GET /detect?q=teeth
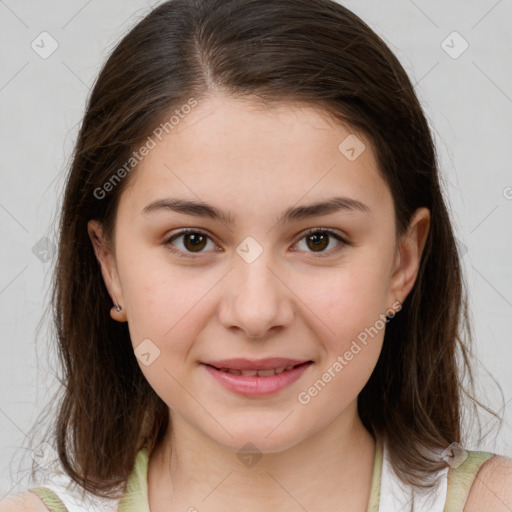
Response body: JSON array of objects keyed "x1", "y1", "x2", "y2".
[
  {"x1": 240, "y1": 369, "x2": 258, "y2": 377},
  {"x1": 217, "y1": 365, "x2": 298, "y2": 376},
  {"x1": 257, "y1": 368, "x2": 277, "y2": 377}
]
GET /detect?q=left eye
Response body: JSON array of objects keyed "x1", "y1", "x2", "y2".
[
  {"x1": 293, "y1": 228, "x2": 347, "y2": 255},
  {"x1": 164, "y1": 228, "x2": 347, "y2": 257}
]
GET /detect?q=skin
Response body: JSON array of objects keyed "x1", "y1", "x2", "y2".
[{"x1": 87, "y1": 92, "x2": 431, "y2": 512}]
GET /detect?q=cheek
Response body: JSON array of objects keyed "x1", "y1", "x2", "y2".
[
  {"x1": 119, "y1": 260, "x2": 215, "y2": 410},
  {"x1": 117, "y1": 241, "x2": 199, "y2": 323},
  {"x1": 305, "y1": 257, "x2": 392, "y2": 346},
  {"x1": 296, "y1": 317, "x2": 384, "y2": 424},
  {"x1": 297, "y1": 268, "x2": 387, "y2": 412}
]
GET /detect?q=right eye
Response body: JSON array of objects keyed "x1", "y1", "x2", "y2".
[{"x1": 164, "y1": 229, "x2": 219, "y2": 257}]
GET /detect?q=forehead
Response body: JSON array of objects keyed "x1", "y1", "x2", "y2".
[{"x1": 119, "y1": 93, "x2": 391, "y2": 221}]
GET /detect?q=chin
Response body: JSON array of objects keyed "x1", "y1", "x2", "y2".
[{"x1": 209, "y1": 423, "x2": 306, "y2": 455}]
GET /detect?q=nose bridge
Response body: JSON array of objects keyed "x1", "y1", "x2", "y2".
[
  {"x1": 235, "y1": 234, "x2": 278, "y2": 293},
  {"x1": 238, "y1": 252, "x2": 276, "y2": 299}
]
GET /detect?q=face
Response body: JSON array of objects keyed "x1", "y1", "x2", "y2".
[{"x1": 89, "y1": 92, "x2": 429, "y2": 454}]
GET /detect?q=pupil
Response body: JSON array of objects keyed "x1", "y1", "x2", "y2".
[
  {"x1": 308, "y1": 233, "x2": 328, "y2": 251},
  {"x1": 185, "y1": 233, "x2": 206, "y2": 252}
]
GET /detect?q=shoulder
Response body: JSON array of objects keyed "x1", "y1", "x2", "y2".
[
  {"x1": 463, "y1": 454, "x2": 512, "y2": 511},
  {"x1": 0, "y1": 491, "x2": 49, "y2": 512}
]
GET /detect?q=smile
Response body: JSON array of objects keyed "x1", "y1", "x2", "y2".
[
  {"x1": 215, "y1": 363, "x2": 302, "y2": 377},
  {"x1": 201, "y1": 361, "x2": 313, "y2": 397}
]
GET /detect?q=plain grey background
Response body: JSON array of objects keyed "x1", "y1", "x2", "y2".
[{"x1": 1, "y1": 0, "x2": 511, "y2": 497}]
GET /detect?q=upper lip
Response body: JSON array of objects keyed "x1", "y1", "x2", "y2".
[{"x1": 202, "y1": 358, "x2": 312, "y2": 371}]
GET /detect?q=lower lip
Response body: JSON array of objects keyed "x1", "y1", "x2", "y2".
[{"x1": 202, "y1": 362, "x2": 312, "y2": 397}]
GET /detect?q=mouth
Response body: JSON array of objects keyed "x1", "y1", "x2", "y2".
[
  {"x1": 200, "y1": 359, "x2": 314, "y2": 397},
  {"x1": 205, "y1": 361, "x2": 311, "y2": 377}
]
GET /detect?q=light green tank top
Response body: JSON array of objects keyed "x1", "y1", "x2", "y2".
[{"x1": 27, "y1": 437, "x2": 494, "y2": 512}]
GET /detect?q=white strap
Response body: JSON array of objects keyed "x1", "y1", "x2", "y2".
[
  {"x1": 39, "y1": 470, "x2": 120, "y2": 512},
  {"x1": 379, "y1": 441, "x2": 448, "y2": 512}
]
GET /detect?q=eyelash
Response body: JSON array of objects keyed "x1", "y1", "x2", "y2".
[{"x1": 164, "y1": 227, "x2": 349, "y2": 259}]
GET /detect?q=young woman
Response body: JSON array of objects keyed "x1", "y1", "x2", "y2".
[{"x1": 2, "y1": 0, "x2": 511, "y2": 511}]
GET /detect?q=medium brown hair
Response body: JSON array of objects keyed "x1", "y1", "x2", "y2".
[{"x1": 26, "y1": 0, "x2": 500, "y2": 499}]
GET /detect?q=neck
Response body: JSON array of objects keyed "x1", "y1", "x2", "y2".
[{"x1": 147, "y1": 401, "x2": 376, "y2": 512}]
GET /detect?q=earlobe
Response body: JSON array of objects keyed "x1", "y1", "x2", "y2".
[
  {"x1": 87, "y1": 220, "x2": 127, "y2": 322},
  {"x1": 389, "y1": 207, "x2": 431, "y2": 306}
]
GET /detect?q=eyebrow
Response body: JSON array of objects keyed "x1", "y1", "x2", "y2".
[{"x1": 141, "y1": 196, "x2": 370, "y2": 225}]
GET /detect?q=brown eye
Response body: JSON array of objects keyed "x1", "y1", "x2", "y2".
[
  {"x1": 182, "y1": 233, "x2": 207, "y2": 252},
  {"x1": 295, "y1": 228, "x2": 347, "y2": 255},
  {"x1": 306, "y1": 232, "x2": 329, "y2": 252},
  {"x1": 165, "y1": 229, "x2": 216, "y2": 257}
]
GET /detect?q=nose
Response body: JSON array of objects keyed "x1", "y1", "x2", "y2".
[{"x1": 218, "y1": 253, "x2": 294, "y2": 340}]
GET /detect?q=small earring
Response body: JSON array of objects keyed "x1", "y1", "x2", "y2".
[{"x1": 110, "y1": 302, "x2": 127, "y2": 323}]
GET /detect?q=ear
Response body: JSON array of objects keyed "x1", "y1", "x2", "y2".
[
  {"x1": 388, "y1": 207, "x2": 430, "y2": 307},
  {"x1": 87, "y1": 219, "x2": 127, "y2": 322}
]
